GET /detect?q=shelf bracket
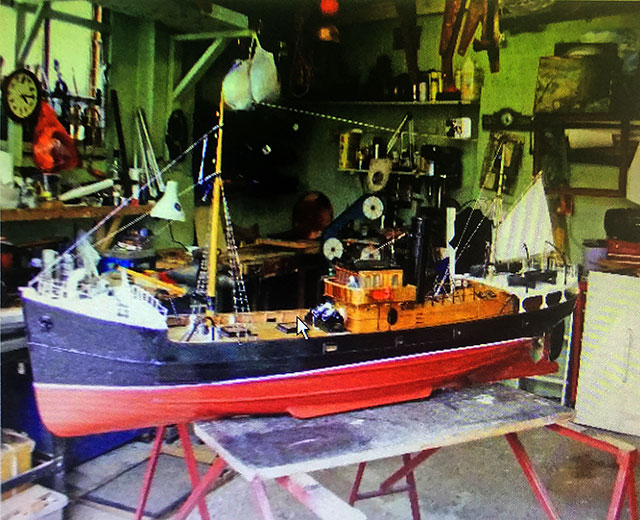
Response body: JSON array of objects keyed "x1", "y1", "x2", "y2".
[
  {"x1": 173, "y1": 29, "x2": 254, "y2": 42},
  {"x1": 205, "y1": 4, "x2": 249, "y2": 29},
  {"x1": 172, "y1": 38, "x2": 228, "y2": 100},
  {"x1": 17, "y1": 1, "x2": 48, "y2": 66}
]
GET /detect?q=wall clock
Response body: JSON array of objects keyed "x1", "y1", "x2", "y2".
[{"x1": 1, "y1": 68, "x2": 42, "y2": 122}]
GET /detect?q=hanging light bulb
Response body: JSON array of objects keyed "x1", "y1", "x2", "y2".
[{"x1": 320, "y1": 0, "x2": 339, "y2": 15}]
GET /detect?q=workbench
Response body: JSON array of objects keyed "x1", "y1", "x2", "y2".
[
  {"x1": 134, "y1": 382, "x2": 638, "y2": 520},
  {"x1": 217, "y1": 240, "x2": 325, "y2": 310}
]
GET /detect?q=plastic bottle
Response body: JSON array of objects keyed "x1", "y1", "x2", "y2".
[{"x1": 461, "y1": 56, "x2": 480, "y2": 102}]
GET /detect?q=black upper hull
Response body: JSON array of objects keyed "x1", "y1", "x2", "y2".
[{"x1": 22, "y1": 295, "x2": 576, "y2": 388}]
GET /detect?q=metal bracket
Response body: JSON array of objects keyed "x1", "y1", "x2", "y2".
[
  {"x1": 169, "y1": 29, "x2": 255, "y2": 101},
  {"x1": 14, "y1": 0, "x2": 109, "y2": 66}
]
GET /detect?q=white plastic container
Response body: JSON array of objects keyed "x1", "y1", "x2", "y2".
[
  {"x1": 460, "y1": 56, "x2": 482, "y2": 102},
  {"x1": 1, "y1": 484, "x2": 68, "y2": 520}
]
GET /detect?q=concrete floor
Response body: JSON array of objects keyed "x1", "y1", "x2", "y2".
[{"x1": 62, "y1": 425, "x2": 640, "y2": 520}]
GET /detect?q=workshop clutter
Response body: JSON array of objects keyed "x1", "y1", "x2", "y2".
[
  {"x1": 1, "y1": 484, "x2": 68, "y2": 520},
  {"x1": 1, "y1": 429, "x2": 35, "y2": 498},
  {"x1": 338, "y1": 123, "x2": 463, "y2": 191},
  {"x1": 32, "y1": 102, "x2": 81, "y2": 174}
]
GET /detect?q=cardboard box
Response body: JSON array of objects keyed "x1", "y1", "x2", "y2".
[
  {"x1": 1, "y1": 484, "x2": 68, "y2": 520},
  {"x1": 1, "y1": 429, "x2": 36, "y2": 498}
]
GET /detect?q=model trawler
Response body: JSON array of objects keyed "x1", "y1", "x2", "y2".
[{"x1": 20, "y1": 53, "x2": 577, "y2": 437}]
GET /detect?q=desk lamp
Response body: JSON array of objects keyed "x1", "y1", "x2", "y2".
[{"x1": 151, "y1": 180, "x2": 187, "y2": 249}]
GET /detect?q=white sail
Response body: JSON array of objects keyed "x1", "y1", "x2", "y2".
[{"x1": 494, "y1": 176, "x2": 554, "y2": 263}]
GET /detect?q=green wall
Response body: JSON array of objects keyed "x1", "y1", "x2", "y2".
[
  {"x1": 1, "y1": 5, "x2": 193, "y2": 250},
  {"x1": 479, "y1": 13, "x2": 640, "y2": 263},
  {"x1": 0, "y1": 2, "x2": 93, "y2": 92},
  {"x1": 227, "y1": 8, "x2": 640, "y2": 263},
  {"x1": 106, "y1": 12, "x2": 195, "y2": 250},
  {"x1": 3, "y1": 3, "x2": 639, "y2": 263}
]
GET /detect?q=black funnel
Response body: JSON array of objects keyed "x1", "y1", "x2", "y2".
[{"x1": 408, "y1": 216, "x2": 428, "y2": 303}]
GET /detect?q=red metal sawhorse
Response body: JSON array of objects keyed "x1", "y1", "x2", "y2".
[
  {"x1": 135, "y1": 423, "x2": 214, "y2": 520},
  {"x1": 135, "y1": 425, "x2": 362, "y2": 520},
  {"x1": 348, "y1": 423, "x2": 638, "y2": 520},
  {"x1": 135, "y1": 384, "x2": 638, "y2": 520}
]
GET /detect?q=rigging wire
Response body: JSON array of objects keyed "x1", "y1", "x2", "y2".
[
  {"x1": 220, "y1": 181, "x2": 251, "y2": 316},
  {"x1": 258, "y1": 101, "x2": 461, "y2": 143},
  {"x1": 353, "y1": 232, "x2": 407, "y2": 264}
]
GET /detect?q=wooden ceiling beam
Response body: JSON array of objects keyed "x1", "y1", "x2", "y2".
[
  {"x1": 205, "y1": 3, "x2": 249, "y2": 29},
  {"x1": 172, "y1": 38, "x2": 228, "y2": 100},
  {"x1": 16, "y1": 2, "x2": 47, "y2": 65},
  {"x1": 173, "y1": 29, "x2": 254, "y2": 42}
]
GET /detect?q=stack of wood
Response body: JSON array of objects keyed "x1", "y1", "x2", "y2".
[
  {"x1": 607, "y1": 239, "x2": 640, "y2": 267},
  {"x1": 600, "y1": 239, "x2": 640, "y2": 276}
]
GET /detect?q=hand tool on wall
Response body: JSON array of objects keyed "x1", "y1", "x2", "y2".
[
  {"x1": 457, "y1": 0, "x2": 485, "y2": 56},
  {"x1": 136, "y1": 107, "x2": 165, "y2": 196},
  {"x1": 110, "y1": 89, "x2": 132, "y2": 197},
  {"x1": 439, "y1": 0, "x2": 466, "y2": 92},
  {"x1": 439, "y1": 0, "x2": 502, "y2": 87},
  {"x1": 472, "y1": 0, "x2": 500, "y2": 73}
]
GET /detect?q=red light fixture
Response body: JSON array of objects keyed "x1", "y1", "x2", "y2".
[{"x1": 320, "y1": 0, "x2": 339, "y2": 15}]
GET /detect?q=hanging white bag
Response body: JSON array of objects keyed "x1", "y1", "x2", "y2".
[
  {"x1": 222, "y1": 58, "x2": 253, "y2": 111},
  {"x1": 222, "y1": 38, "x2": 280, "y2": 110},
  {"x1": 249, "y1": 40, "x2": 280, "y2": 104}
]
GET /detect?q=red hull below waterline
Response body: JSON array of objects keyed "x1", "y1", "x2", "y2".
[{"x1": 34, "y1": 338, "x2": 556, "y2": 437}]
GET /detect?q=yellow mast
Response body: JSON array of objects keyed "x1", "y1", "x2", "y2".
[{"x1": 206, "y1": 96, "x2": 225, "y2": 317}]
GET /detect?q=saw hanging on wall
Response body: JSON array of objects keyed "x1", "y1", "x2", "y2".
[{"x1": 439, "y1": 0, "x2": 501, "y2": 91}]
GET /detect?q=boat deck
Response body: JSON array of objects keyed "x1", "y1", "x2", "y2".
[{"x1": 167, "y1": 309, "x2": 333, "y2": 342}]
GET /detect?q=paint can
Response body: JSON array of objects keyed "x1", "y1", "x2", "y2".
[
  {"x1": 338, "y1": 129, "x2": 363, "y2": 169},
  {"x1": 428, "y1": 71, "x2": 442, "y2": 101}
]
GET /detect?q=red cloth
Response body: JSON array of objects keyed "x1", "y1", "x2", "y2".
[{"x1": 32, "y1": 102, "x2": 81, "y2": 173}]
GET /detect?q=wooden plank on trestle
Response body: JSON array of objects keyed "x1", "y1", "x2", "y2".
[{"x1": 194, "y1": 383, "x2": 575, "y2": 481}]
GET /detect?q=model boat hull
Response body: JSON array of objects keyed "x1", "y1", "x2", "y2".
[
  {"x1": 21, "y1": 294, "x2": 574, "y2": 437},
  {"x1": 33, "y1": 339, "x2": 555, "y2": 437}
]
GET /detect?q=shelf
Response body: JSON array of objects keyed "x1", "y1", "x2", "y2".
[
  {"x1": 314, "y1": 100, "x2": 478, "y2": 106},
  {"x1": 534, "y1": 114, "x2": 640, "y2": 127},
  {"x1": 339, "y1": 168, "x2": 456, "y2": 179},
  {"x1": 1, "y1": 204, "x2": 153, "y2": 222},
  {"x1": 22, "y1": 142, "x2": 107, "y2": 159},
  {"x1": 0, "y1": 451, "x2": 64, "y2": 493},
  {"x1": 534, "y1": 114, "x2": 637, "y2": 198},
  {"x1": 293, "y1": 100, "x2": 479, "y2": 108}
]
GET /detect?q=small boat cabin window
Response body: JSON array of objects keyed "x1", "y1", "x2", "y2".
[
  {"x1": 373, "y1": 274, "x2": 381, "y2": 287},
  {"x1": 391, "y1": 274, "x2": 399, "y2": 287}
]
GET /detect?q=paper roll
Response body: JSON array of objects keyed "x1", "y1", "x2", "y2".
[
  {"x1": 566, "y1": 128, "x2": 613, "y2": 149},
  {"x1": 0, "y1": 151, "x2": 14, "y2": 184}
]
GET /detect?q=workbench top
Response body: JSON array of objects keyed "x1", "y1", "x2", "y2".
[{"x1": 195, "y1": 383, "x2": 575, "y2": 481}]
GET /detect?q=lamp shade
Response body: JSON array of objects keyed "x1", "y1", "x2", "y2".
[{"x1": 150, "y1": 180, "x2": 185, "y2": 221}]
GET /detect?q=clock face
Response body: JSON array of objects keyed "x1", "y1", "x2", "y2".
[{"x1": 1, "y1": 68, "x2": 41, "y2": 122}]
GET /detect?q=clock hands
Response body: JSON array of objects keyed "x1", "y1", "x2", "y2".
[{"x1": 21, "y1": 93, "x2": 36, "y2": 102}]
